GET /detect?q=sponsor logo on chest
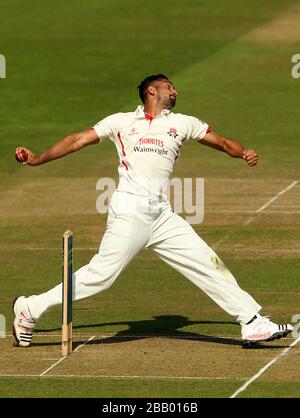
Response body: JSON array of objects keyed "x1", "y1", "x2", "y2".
[{"x1": 167, "y1": 127, "x2": 179, "y2": 139}]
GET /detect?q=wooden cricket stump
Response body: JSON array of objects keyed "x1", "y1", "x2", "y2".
[{"x1": 62, "y1": 230, "x2": 73, "y2": 356}]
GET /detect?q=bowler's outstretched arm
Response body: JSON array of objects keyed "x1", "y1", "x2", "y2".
[
  {"x1": 199, "y1": 131, "x2": 258, "y2": 167},
  {"x1": 15, "y1": 128, "x2": 99, "y2": 166}
]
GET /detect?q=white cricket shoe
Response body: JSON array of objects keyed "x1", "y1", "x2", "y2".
[
  {"x1": 242, "y1": 315, "x2": 293, "y2": 347},
  {"x1": 13, "y1": 296, "x2": 35, "y2": 347}
]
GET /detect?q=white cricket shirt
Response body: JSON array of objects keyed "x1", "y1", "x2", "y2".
[{"x1": 93, "y1": 105, "x2": 210, "y2": 202}]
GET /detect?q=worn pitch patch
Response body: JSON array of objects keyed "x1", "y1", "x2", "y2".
[{"x1": 242, "y1": 4, "x2": 300, "y2": 43}]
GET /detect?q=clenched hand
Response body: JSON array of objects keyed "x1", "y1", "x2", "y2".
[{"x1": 242, "y1": 149, "x2": 258, "y2": 167}]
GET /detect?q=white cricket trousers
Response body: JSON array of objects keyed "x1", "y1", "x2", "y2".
[{"x1": 27, "y1": 191, "x2": 261, "y2": 325}]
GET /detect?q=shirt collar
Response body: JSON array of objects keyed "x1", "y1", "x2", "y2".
[{"x1": 135, "y1": 105, "x2": 171, "y2": 119}]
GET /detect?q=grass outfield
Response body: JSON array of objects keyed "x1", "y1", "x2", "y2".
[{"x1": 0, "y1": 0, "x2": 300, "y2": 398}]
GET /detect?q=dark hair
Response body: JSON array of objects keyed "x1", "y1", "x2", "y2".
[{"x1": 137, "y1": 73, "x2": 169, "y2": 104}]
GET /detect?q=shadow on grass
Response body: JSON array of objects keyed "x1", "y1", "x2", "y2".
[
  {"x1": 37, "y1": 315, "x2": 238, "y2": 333},
  {"x1": 34, "y1": 315, "x2": 287, "y2": 349}
]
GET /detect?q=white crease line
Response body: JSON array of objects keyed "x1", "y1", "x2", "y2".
[
  {"x1": 214, "y1": 180, "x2": 299, "y2": 245},
  {"x1": 41, "y1": 374, "x2": 246, "y2": 381},
  {"x1": 73, "y1": 335, "x2": 95, "y2": 352},
  {"x1": 0, "y1": 373, "x2": 246, "y2": 381},
  {"x1": 230, "y1": 335, "x2": 300, "y2": 398},
  {"x1": 39, "y1": 357, "x2": 66, "y2": 376},
  {"x1": 39, "y1": 335, "x2": 95, "y2": 376},
  {"x1": 244, "y1": 180, "x2": 298, "y2": 226},
  {"x1": 256, "y1": 181, "x2": 298, "y2": 214}
]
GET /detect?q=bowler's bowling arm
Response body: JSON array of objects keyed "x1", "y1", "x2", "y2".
[
  {"x1": 199, "y1": 131, "x2": 258, "y2": 167},
  {"x1": 17, "y1": 128, "x2": 99, "y2": 166}
]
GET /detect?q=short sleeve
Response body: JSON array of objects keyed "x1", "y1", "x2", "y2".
[
  {"x1": 92, "y1": 114, "x2": 117, "y2": 142},
  {"x1": 187, "y1": 116, "x2": 211, "y2": 141}
]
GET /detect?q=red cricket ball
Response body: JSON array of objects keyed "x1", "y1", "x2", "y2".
[{"x1": 15, "y1": 149, "x2": 28, "y2": 163}]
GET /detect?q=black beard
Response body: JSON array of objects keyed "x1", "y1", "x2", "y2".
[
  {"x1": 164, "y1": 97, "x2": 176, "y2": 109},
  {"x1": 159, "y1": 95, "x2": 176, "y2": 110},
  {"x1": 170, "y1": 97, "x2": 176, "y2": 108}
]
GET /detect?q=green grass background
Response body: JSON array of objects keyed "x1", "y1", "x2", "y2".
[{"x1": 0, "y1": 0, "x2": 300, "y2": 398}]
